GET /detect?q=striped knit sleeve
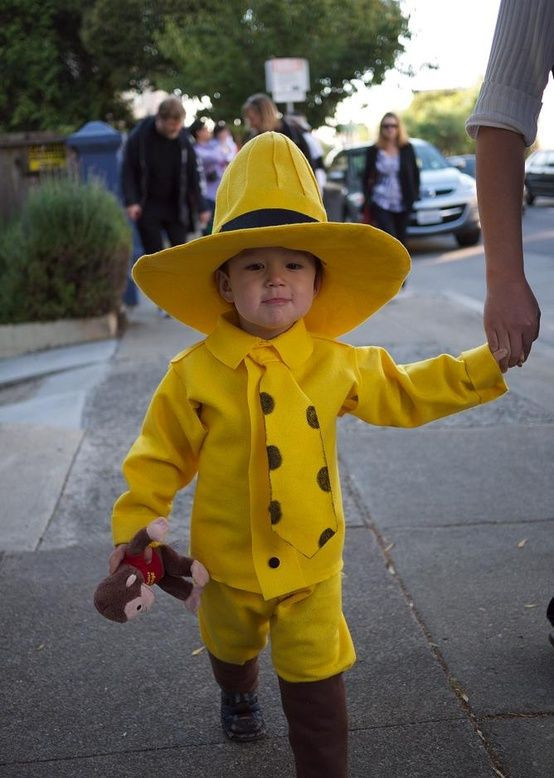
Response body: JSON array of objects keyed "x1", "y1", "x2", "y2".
[{"x1": 466, "y1": 0, "x2": 554, "y2": 146}]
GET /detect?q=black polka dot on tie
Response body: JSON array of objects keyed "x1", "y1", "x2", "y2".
[
  {"x1": 267, "y1": 445, "x2": 282, "y2": 469},
  {"x1": 260, "y1": 392, "x2": 275, "y2": 414},
  {"x1": 319, "y1": 528, "x2": 335, "y2": 547},
  {"x1": 317, "y1": 466, "x2": 331, "y2": 492},
  {"x1": 269, "y1": 500, "x2": 282, "y2": 524},
  {"x1": 306, "y1": 405, "x2": 320, "y2": 429}
]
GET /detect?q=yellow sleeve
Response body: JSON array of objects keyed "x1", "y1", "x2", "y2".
[
  {"x1": 111, "y1": 365, "x2": 206, "y2": 545},
  {"x1": 347, "y1": 343, "x2": 507, "y2": 428}
]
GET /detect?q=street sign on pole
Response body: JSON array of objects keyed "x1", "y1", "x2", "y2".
[{"x1": 265, "y1": 58, "x2": 310, "y2": 105}]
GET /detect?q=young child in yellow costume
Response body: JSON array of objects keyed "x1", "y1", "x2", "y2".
[{"x1": 110, "y1": 132, "x2": 510, "y2": 777}]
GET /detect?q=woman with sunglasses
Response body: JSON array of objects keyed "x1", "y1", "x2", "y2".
[{"x1": 362, "y1": 112, "x2": 420, "y2": 248}]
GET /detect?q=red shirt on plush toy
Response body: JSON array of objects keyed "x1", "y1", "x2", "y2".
[{"x1": 94, "y1": 517, "x2": 209, "y2": 623}]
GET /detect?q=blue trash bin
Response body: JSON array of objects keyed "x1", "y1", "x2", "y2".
[{"x1": 67, "y1": 121, "x2": 139, "y2": 305}]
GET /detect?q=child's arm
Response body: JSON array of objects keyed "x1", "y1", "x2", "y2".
[
  {"x1": 346, "y1": 343, "x2": 508, "y2": 428},
  {"x1": 111, "y1": 366, "x2": 207, "y2": 547}
]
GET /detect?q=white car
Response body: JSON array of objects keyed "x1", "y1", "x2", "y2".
[{"x1": 323, "y1": 138, "x2": 481, "y2": 247}]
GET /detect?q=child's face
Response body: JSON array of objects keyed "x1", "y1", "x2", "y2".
[{"x1": 217, "y1": 247, "x2": 321, "y2": 339}]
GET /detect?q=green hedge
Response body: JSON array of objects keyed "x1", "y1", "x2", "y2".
[{"x1": 0, "y1": 177, "x2": 132, "y2": 324}]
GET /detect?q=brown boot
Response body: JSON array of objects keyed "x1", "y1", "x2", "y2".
[
  {"x1": 278, "y1": 673, "x2": 348, "y2": 777},
  {"x1": 209, "y1": 653, "x2": 266, "y2": 742}
]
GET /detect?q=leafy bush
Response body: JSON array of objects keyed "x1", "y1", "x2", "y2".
[{"x1": 0, "y1": 177, "x2": 131, "y2": 323}]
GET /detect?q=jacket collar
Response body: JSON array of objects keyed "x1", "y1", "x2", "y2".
[{"x1": 206, "y1": 311, "x2": 314, "y2": 370}]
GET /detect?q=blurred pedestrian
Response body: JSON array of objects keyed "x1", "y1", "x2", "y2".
[
  {"x1": 242, "y1": 93, "x2": 314, "y2": 167},
  {"x1": 189, "y1": 118, "x2": 237, "y2": 234},
  {"x1": 287, "y1": 113, "x2": 327, "y2": 191},
  {"x1": 362, "y1": 112, "x2": 420, "y2": 248},
  {"x1": 466, "y1": 0, "x2": 550, "y2": 372},
  {"x1": 121, "y1": 97, "x2": 211, "y2": 265},
  {"x1": 466, "y1": 0, "x2": 553, "y2": 647}
]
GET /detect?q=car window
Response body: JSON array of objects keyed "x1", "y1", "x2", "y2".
[
  {"x1": 328, "y1": 152, "x2": 348, "y2": 177},
  {"x1": 350, "y1": 150, "x2": 367, "y2": 182},
  {"x1": 415, "y1": 143, "x2": 450, "y2": 171},
  {"x1": 530, "y1": 151, "x2": 546, "y2": 167}
]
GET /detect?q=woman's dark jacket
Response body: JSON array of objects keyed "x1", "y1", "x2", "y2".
[
  {"x1": 121, "y1": 116, "x2": 207, "y2": 230},
  {"x1": 362, "y1": 143, "x2": 420, "y2": 211},
  {"x1": 243, "y1": 118, "x2": 314, "y2": 168}
]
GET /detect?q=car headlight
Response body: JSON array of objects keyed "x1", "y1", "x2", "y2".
[{"x1": 457, "y1": 175, "x2": 476, "y2": 194}]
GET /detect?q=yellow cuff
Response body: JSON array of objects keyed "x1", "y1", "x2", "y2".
[{"x1": 461, "y1": 344, "x2": 508, "y2": 402}]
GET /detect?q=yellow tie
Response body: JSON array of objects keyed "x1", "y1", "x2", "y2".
[{"x1": 247, "y1": 345, "x2": 338, "y2": 558}]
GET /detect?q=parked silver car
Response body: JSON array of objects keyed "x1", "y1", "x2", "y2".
[
  {"x1": 524, "y1": 148, "x2": 554, "y2": 204},
  {"x1": 323, "y1": 138, "x2": 481, "y2": 247}
]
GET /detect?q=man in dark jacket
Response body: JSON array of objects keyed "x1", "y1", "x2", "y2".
[{"x1": 121, "y1": 97, "x2": 210, "y2": 258}]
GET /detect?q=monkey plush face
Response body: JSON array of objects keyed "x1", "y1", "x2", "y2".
[{"x1": 94, "y1": 565, "x2": 156, "y2": 623}]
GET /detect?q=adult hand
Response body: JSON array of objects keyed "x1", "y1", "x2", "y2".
[
  {"x1": 199, "y1": 210, "x2": 211, "y2": 227},
  {"x1": 484, "y1": 276, "x2": 540, "y2": 372},
  {"x1": 126, "y1": 204, "x2": 142, "y2": 222},
  {"x1": 108, "y1": 543, "x2": 152, "y2": 575}
]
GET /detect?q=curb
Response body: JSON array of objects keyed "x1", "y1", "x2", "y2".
[{"x1": 0, "y1": 312, "x2": 118, "y2": 358}]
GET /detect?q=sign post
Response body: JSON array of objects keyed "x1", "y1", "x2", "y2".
[{"x1": 265, "y1": 58, "x2": 310, "y2": 113}]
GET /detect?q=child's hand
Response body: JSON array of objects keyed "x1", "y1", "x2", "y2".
[
  {"x1": 491, "y1": 346, "x2": 524, "y2": 373},
  {"x1": 184, "y1": 561, "x2": 210, "y2": 615},
  {"x1": 108, "y1": 543, "x2": 153, "y2": 575}
]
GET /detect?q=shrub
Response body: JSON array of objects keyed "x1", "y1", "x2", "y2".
[{"x1": 0, "y1": 177, "x2": 132, "y2": 324}]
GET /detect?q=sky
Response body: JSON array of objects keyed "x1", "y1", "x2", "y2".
[{"x1": 329, "y1": 0, "x2": 554, "y2": 147}]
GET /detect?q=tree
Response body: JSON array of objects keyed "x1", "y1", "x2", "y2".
[
  {"x1": 0, "y1": 0, "x2": 407, "y2": 133},
  {"x1": 0, "y1": 0, "x2": 130, "y2": 131},
  {"x1": 403, "y1": 87, "x2": 480, "y2": 156},
  {"x1": 0, "y1": 0, "x2": 191, "y2": 132},
  {"x1": 158, "y1": 0, "x2": 409, "y2": 128}
]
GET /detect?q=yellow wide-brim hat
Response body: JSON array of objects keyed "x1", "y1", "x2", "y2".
[{"x1": 133, "y1": 132, "x2": 410, "y2": 337}]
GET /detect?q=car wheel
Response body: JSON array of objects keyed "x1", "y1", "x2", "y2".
[
  {"x1": 525, "y1": 189, "x2": 535, "y2": 205},
  {"x1": 455, "y1": 228, "x2": 481, "y2": 247}
]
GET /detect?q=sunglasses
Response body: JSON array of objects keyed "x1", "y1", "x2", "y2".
[{"x1": 382, "y1": 123, "x2": 398, "y2": 129}]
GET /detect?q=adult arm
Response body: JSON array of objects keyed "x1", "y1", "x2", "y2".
[
  {"x1": 466, "y1": 0, "x2": 553, "y2": 368},
  {"x1": 186, "y1": 141, "x2": 211, "y2": 225},
  {"x1": 476, "y1": 127, "x2": 540, "y2": 371},
  {"x1": 409, "y1": 143, "x2": 420, "y2": 199},
  {"x1": 121, "y1": 130, "x2": 142, "y2": 210},
  {"x1": 362, "y1": 146, "x2": 375, "y2": 204}
]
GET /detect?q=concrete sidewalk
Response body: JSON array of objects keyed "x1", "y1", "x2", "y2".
[{"x1": 1, "y1": 293, "x2": 553, "y2": 777}]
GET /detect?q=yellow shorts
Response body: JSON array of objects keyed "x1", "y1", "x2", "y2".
[{"x1": 198, "y1": 572, "x2": 356, "y2": 683}]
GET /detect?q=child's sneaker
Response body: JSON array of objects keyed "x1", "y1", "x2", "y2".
[{"x1": 220, "y1": 690, "x2": 266, "y2": 741}]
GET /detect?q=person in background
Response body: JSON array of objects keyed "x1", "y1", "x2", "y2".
[
  {"x1": 242, "y1": 93, "x2": 314, "y2": 168},
  {"x1": 189, "y1": 118, "x2": 237, "y2": 235},
  {"x1": 466, "y1": 0, "x2": 553, "y2": 647},
  {"x1": 287, "y1": 113, "x2": 327, "y2": 192},
  {"x1": 362, "y1": 112, "x2": 420, "y2": 248},
  {"x1": 121, "y1": 97, "x2": 211, "y2": 263}
]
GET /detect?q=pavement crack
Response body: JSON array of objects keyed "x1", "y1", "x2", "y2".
[
  {"x1": 34, "y1": 428, "x2": 86, "y2": 552},
  {"x1": 481, "y1": 711, "x2": 554, "y2": 720},
  {"x1": 341, "y1": 466, "x2": 511, "y2": 778}
]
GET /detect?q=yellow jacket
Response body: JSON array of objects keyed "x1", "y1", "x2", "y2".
[{"x1": 112, "y1": 313, "x2": 507, "y2": 600}]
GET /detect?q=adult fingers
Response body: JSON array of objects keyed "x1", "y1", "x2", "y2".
[{"x1": 486, "y1": 328, "x2": 508, "y2": 373}]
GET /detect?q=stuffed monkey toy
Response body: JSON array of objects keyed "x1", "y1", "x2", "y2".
[{"x1": 94, "y1": 518, "x2": 209, "y2": 623}]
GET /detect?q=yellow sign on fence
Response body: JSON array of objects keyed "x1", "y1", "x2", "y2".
[{"x1": 27, "y1": 144, "x2": 67, "y2": 173}]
